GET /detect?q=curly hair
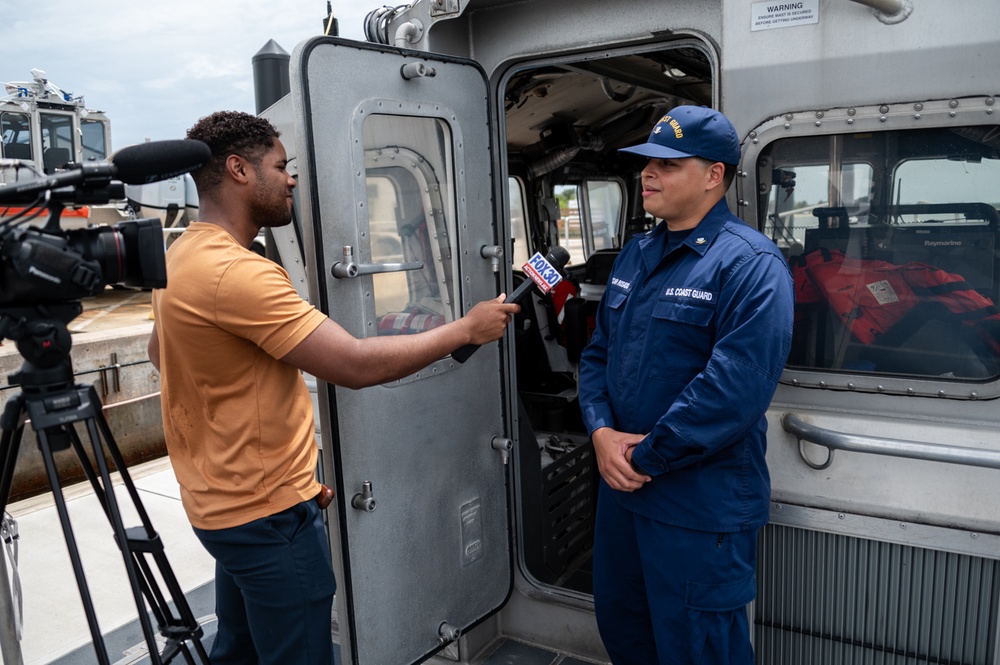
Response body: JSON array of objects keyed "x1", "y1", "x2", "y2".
[{"x1": 186, "y1": 111, "x2": 280, "y2": 193}]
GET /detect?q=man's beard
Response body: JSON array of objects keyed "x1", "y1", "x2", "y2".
[{"x1": 251, "y1": 182, "x2": 292, "y2": 228}]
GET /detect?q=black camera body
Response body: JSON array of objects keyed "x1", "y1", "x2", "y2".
[{"x1": 0, "y1": 218, "x2": 167, "y2": 307}]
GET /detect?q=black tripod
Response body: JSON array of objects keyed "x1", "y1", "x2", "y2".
[{"x1": 0, "y1": 304, "x2": 208, "y2": 664}]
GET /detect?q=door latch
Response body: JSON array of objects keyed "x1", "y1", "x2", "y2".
[
  {"x1": 491, "y1": 436, "x2": 512, "y2": 465},
  {"x1": 438, "y1": 621, "x2": 461, "y2": 644},
  {"x1": 351, "y1": 480, "x2": 377, "y2": 512},
  {"x1": 480, "y1": 245, "x2": 503, "y2": 273}
]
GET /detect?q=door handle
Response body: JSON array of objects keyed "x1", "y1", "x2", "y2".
[
  {"x1": 781, "y1": 412, "x2": 1000, "y2": 471},
  {"x1": 331, "y1": 245, "x2": 423, "y2": 279}
]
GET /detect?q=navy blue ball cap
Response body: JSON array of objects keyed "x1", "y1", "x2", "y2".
[{"x1": 619, "y1": 105, "x2": 741, "y2": 166}]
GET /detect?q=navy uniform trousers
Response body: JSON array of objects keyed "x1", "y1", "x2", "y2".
[
  {"x1": 193, "y1": 499, "x2": 337, "y2": 665},
  {"x1": 593, "y1": 486, "x2": 758, "y2": 665}
]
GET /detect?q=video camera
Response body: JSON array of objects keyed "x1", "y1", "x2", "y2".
[
  {"x1": 0, "y1": 218, "x2": 167, "y2": 307},
  {"x1": 0, "y1": 139, "x2": 210, "y2": 307}
]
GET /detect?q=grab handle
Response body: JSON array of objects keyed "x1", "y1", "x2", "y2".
[
  {"x1": 331, "y1": 245, "x2": 423, "y2": 279},
  {"x1": 781, "y1": 412, "x2": 1000, "y2": 471}
]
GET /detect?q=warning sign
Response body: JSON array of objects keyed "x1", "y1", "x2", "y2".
[{"x1": 751, "y1": 0, "x2": 819, "y2": 31}]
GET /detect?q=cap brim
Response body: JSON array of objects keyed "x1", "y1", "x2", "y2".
[{"x1": 618, "y1": 143, "x2": 697, "y2": 160}]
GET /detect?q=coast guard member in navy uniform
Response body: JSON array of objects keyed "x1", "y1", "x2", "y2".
[{"x1": 579, "y1": 106, "x2": 794, "y2": 664}]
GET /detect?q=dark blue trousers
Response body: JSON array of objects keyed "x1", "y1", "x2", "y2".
[
  {"x1": 592, "y1": 485, "x2": 757, "y2": 665},
  {"x1": 193, "y1": 499, "x2": 336, "y2": 665}
]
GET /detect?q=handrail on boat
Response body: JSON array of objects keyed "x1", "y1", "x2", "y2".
[
  {"x1": 846, "y1": 0, "x2": 904, "y2": 14},
  {"x1": 781, "y1": 412, "x2": 1000, "y2": 471}
]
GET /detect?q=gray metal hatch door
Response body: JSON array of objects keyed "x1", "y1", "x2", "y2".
[{"x1": 289, "y1": 37, "x2": 512, "y2": 665}]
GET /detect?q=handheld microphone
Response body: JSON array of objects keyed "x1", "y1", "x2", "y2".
[
  {"x1": 0, "y1": 139, "x2": 211, "y2": 204},
  {"x1": 452, "y1": 246, "x2": 571, "y2": 363}
]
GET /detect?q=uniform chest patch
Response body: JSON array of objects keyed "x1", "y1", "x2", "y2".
[
  {"x1": 611, "y1": 277, "x2": 632, "y2": 291},
  {"x1": 664, "y1": 286, "x2": 715, "y2": 302}
]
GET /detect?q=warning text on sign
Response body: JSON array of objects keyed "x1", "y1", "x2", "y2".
[{"x1": 751, "y1": 0, "x2": 819, "y2": 31}]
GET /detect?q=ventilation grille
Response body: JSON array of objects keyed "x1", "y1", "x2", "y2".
[
  {"x1": 756, "y1": 524, "x2": 1000, "y2": 665},
  {"x1": 542, "y1": 442, "x2": 595, "y2": 576}
]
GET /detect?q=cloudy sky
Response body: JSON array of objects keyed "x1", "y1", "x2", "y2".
[{"x1": 1, "y1": 0, "x2": 369, "y2": 150}]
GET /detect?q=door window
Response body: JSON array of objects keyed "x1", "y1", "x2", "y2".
[
  {"x1": 1, "y1": 112, "x2": 32, "y2": 160},
  {"x1": 363, "y1": 114, "x2": 460, "y2": 336},
  {"x1": 80, "y1": 118, "x2": 107, "y2": 161},
  {"x1": 39, "y1": 112, "x2": 74, "y2": 173},
  {"x1": 759, "y1": 128, "x2": 1000, "y2": 382}
]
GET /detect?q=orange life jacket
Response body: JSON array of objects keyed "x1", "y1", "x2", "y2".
[{"x1": 791, "y1": 248, "x2": 1000, "y2": 353}]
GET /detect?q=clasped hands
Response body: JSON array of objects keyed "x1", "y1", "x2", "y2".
[{"x1": 591, "y1": 426, "x2": 652, "y2": 492}]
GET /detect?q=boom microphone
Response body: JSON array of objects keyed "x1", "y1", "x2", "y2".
[
  {"x1": 452, "y1": 246, "x2": 571, "y2": 363},
  {"x1": 111, "y1": 139, "x2": 211, "y2": 185},
  {"x1": 0, "y1": 139, "x2": 211, "y2": 204}
]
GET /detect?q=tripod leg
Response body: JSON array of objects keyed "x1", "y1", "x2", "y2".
[
  {"x1": 70, "y1": 418, "x2": 169, "y2": 665},
  {"x1": 0, "y1": 404, "x2": 25, "y2": 665},
  {"x1": 36, "y1": 428, "x2": 112, "y2": 665},
  {"x1": 0, "y1": 396, "x2": 26, "y2": 515},
  {"x1": 78, "y1": 389, "x2": 209, "y2": 664},
  {"x1": 0, "y1": 529, "x2": 23, "y2": 665},
  {"x1": 64, "y1": 420, "x2": 177, "y2": 656},
  {"x1": 125, "y1": 529, "x2": 210, "y2": 664}
]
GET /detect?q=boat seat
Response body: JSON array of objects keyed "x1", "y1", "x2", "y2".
[
  {"x1": 578, "y1": 249, "x2": 619, "y2": 301},
  {"x1": 43, "y1": 147, "x2": 71, "y2": 174},
  {"x1": 514, "y1": 272, "x2": 575, "y2": 396},
  {"x1": 3, "y1": 142, "x2": 31, "y2": 160},
  {"x1": 583, "y1": 249, "x2": 618, "y2": 287}
]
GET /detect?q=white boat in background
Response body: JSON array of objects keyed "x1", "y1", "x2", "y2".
[
  {"x1": 1, "y1": 68, "x2": 201, "y2": 238},
  {"x1": 0, "y1": 69, "x2": 132, "y2": 230}
]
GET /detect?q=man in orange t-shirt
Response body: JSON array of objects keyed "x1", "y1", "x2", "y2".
[{"x1": 148, "y1": 111, "x2": 517, "y2": 665}]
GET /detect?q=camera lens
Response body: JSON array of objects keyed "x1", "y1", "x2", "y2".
[{"x1": 68, "y1": 226, "x2": 126, "y2": 284}]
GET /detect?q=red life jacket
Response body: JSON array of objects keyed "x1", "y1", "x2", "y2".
[{"x1": 792, "y1": 248, "x2": 1000, "y2": 353}]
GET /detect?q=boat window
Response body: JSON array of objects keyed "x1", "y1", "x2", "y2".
[
  {"x1": 80, "y1": 119, "x2": 107, "y2": 161},
  {"x1": 1, "y1": 112, "x2": 32, "y2": 161},
  {"x1": 554, "y1": 184, "x2": 585, "y2": 266},
  {"x1": 553, "y1": 179, "x2": 624, "y2": 266},
  {"x1": 510, "y1": 176, "x2": 530, "y2": 269},
  {"x1": 363, "y1": 114, "x2": 460, "y2": 336},
  {"x1": 39, "y1": 112, "x2": 74, "y2": 173},
  {"x1": 585, "y1": 179, "x2": 624, "y2": 253},
  {"x1": 760, "y1": 128, "x2": 1000, "y2": 382}
]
